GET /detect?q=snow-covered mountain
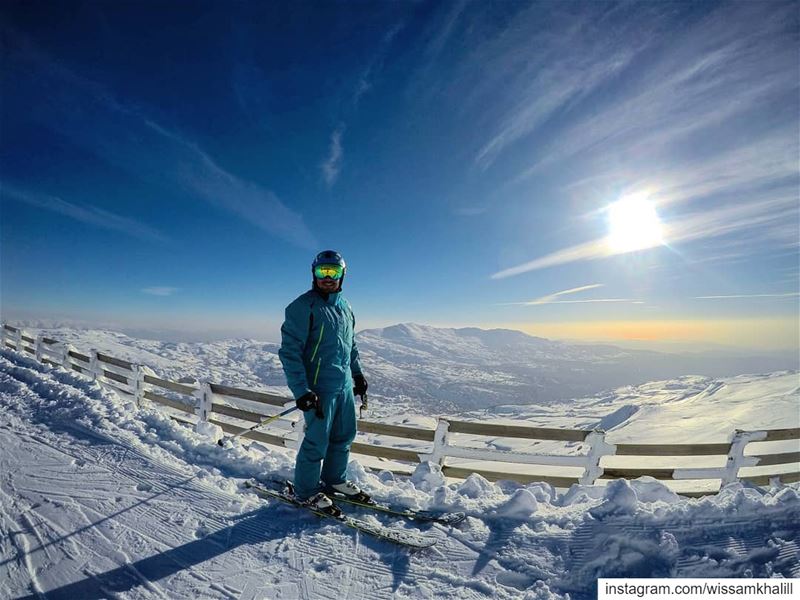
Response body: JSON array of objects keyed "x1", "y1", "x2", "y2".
[
  {"x1": 23, "y1": 323, "x2": 798, "y2": 416},
  {"x1": 356, "y1": 323, "x2": 798, "y2": 412}
]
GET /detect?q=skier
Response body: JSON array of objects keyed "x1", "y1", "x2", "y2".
[{"x1": 279, "y1": 250, "x2": 369, "y2": 511}]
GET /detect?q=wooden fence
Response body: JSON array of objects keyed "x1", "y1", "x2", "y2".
[{"x1": 2, "y1": 323, "x2": 798, "y2": 496}]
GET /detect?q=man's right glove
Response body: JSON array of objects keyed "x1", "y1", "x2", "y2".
[
  {"x1": 296, "y1": 391, "x2": 319, "y2": 412},
  {"x1": 353, "y1": 374, "x2": 368, "y2": 397}
]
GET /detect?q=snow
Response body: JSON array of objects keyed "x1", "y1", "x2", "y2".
[
  {"x1": 589, "y1": 480, "x2": 639, "y2": 518},
  {"x1": 0, "y1": 331, "x2": 799, "y2": 598},
  {"x1": 410, "y1": 462, "x2": 447, "y2": 492},
  {"x1": 196, "y1": 420, "x2": 224, "y2": 443},
  {"x1": 495, "y1": 489, "x2": 538, "y2": 520}
]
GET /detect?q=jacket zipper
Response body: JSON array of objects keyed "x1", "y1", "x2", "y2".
[
  {"x1": 311, "y1": 322, "x2": 325, "y2": 385},
  {"x1": 310, "y1": 323, "x2": 325, "y2": 362},
  {"x1": 313, "y1": 358, "x2": 322, "y2": 385}
]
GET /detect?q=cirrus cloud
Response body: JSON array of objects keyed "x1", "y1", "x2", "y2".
[{"x1": 141, "y1": 287, "x2": 179, "y2": 297}]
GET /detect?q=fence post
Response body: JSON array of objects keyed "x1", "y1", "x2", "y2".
[
  {"x1": 193, "y1": 381, "x2": 213, "y2": 423},
  {"x1": 580, "y1": 429, "x2": 614, "y2": 485},
  {"x1": 15, "y1": 328, "x2": 23, "y2": 351},
  {"x1": 418, "y1": 419, "x2": 450, "y2": 466},
  {"x1": 89, "y1": 349, "x2": 102, "y2": 382},
  {"x1": 131, "y1": 364, "x2": 145, "y2": 408},
  {"x1": 34, "y1": 334, "x2": 44, "y2": 363},
  {"x1": 721, "y1": 429, "x2": 764, "y2": 486},
  {"x1": 60, "y1": 343, "x2": 73, "y2": 371}
]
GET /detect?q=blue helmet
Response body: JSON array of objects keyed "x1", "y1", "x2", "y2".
[
  {"x1": 311, "y1": 250, "x2": 347, "y2": 290},
  {"x1": 312, "y1": 250, "x2": 346, "y2": 273}
]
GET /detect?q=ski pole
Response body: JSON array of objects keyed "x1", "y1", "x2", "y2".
[
  {"x1": 359, "y1": 392, "x2": 368, "y2": 419},
  {"x1": 218, "y1": 405, "x2": 299, "y2": 447}
]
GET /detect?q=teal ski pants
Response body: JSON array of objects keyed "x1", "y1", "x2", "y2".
[{"x1": 294, "y1": 386, "x2": 357, "y2": 500}]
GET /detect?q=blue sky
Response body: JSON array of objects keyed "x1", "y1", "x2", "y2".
[{"x1": 1, "y1": 1, "x2": 798, "y2": 350}]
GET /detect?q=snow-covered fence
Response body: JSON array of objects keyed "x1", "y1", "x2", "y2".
[
  {"x1": 418, "y1": 419, "x2": 598, "y2": 488},
  {"x1": 206, "y1": 383, "x2": 304, "y2": 446},
  {"x1": 142, "y1": 375, "x2": 197, "y2": 414},
  {"x1": 2, "y1": 323, "x2": 799, "y2": 495}
]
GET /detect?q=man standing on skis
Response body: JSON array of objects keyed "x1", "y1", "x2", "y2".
[{"x1": 279, "y1": 250, "x2": 369, "y2": 511}]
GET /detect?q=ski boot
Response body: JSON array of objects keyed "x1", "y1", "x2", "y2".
[
  {"x1": 303, "y1": 492, "x2": 342, "y2": 517},
  {"x1": 327, "y1": 481, "x2": 373, "y2": 504}
]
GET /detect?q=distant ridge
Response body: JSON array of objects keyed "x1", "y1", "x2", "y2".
[{"x1": 12, "y1": 322, "x2": 798, "y2": 415}]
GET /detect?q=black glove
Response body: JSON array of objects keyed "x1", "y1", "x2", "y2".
[
  {"x1": 296, "y1": 391, "x2": 318, "y2": 412},
  {"x1": 353, "y1": 374, "x2": 368, "y2": 397}
]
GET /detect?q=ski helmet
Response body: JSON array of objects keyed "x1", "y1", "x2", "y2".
[{"x1": 311, "y1": 250, "x2": 347, "y2": 287}]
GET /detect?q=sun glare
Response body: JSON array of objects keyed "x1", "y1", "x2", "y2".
[{"x1": 606, "y1": 193, "x2": 664, "y2": 254}]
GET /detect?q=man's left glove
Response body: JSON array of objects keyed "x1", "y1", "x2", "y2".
[
  {"x1": 353, "y1": 374, "x2": 368, "y2": 397},
  {"x1": 296, "y1": 391, "x2": 319, "y2": 412}
]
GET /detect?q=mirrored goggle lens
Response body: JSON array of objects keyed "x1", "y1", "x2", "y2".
[{"x1": 314, "y1": 264, "x2": 344, "y2": 279}]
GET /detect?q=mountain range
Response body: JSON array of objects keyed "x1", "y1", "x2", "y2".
[{"x1": 18, "y1": 321, "x2": 798, "y2": 415}]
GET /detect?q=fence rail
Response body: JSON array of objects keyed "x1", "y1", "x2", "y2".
[
  {"x1": 2, "y1": 322, "x2": 798, "y2": 496},
  {"x1": 210, "y1": 382, "x2": 287, "y2": 407},
  {"x1": 447, "y1": 420, "x2": 591, "y2": 441}
]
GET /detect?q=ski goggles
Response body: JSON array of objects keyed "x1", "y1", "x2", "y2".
[{"x1": 314, "y1": 264, "x2": 344, "y2": 280}]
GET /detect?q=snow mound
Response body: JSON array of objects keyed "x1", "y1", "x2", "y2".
[
  {"x1": 496, "y1": 488, "x2": 538, "y2": 519},
  {"x1": 590, "y1": 479, "x2": 639, "y2": 518},
  {"x1": 410, "y1": 461, "x2": 446, "y2": 491}
]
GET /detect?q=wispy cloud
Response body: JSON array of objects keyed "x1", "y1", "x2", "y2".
[
  {"x1": 665, "y1": 195, "x2": 798, "y2": 250},
  {"x1": 535, "y1": 298, "x2": 639, "y2": 305},
  {"x1": 413, "y1": 0, "x2": 468, "y2": 89},
  {"x1": 564, "y1": 129, "x2": 797, "y2": 214},
  {"x1": 531, "y1": 5, "x2": 799, "y2": 282},
  {"x1": 473, "y1": 10, "x2": 647, "y2": 170},
  {"x1": 320, "y1": 23, "x2": 402, "y2": 188},
  {"x1": 526, "y1": 283, "x2": 604, "y2": 305},
  {"x1": 354, "y1": 23, "x2": 404, "y2": 106},
  {"x1": 453, "y1": 206, "x2": 489, "y2": 217},
  {"x1": 654, "y1": 135, "x2": 796, "y2": 210},
  {"x1": 141, "y1": 287, "x2": 179, "y2": 296},
  {"x1": 694, "y1": 293, "x2": 799, "y2": 300},
  {"x1": 404, "y1": 3, "x2": 662, "y2": 171},
  {"x1": 511, "y1": 3, "x2": 797, "y2": 180},
  {"x1": 321, "y1": 124, "x2": 345, "y2": 187},
  {"x1": 553, "y1": 127, "x2": 798, "y2": 272},
  {"x1": 6, "y1": 29, "x2": 317, "y2": 250},
  {"x1": 500, "y1": 283, "x2": 638, "y2": 306},
  {"x1": 492, "y1": 239, "x2": 611, "y2": 278},
  {"x1": 139, "y1": 119, "x2": 317, "y2": 248},
  {"x1": 491, "y1": 192, "x2": 798, "y2": 279},
  {"x1": 0, "y1": 184, "x2": 170, "y2": 244}
]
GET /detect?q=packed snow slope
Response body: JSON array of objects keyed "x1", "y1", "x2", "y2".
[
  {"x1": 22, "y1": 324, "x2": 798, "y2": 415},
  {"x1": 1, "y1": 349, "x2": 799, "y2": 600}
]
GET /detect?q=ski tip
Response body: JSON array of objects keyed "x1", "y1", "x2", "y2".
[
  {"x1": 445, "y1": 512, "x2": 467, "y2": 526},
  {"x1": 408, "y1": 537, "x2": 439, "y2": 550}
]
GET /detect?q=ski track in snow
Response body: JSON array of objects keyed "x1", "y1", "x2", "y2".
[{"x1": 0, "y1": 348, "x2": 798, "y2": 599}]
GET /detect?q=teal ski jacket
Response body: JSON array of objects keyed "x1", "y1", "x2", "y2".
[{"x1": 279, "y1": 289, "x2": 363, "y2": 399}]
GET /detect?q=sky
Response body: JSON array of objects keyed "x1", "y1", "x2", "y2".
[{"x1": 1, "y1": 0, "x2": 798, "y2": 352}]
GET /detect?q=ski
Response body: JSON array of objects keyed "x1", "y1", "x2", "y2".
[
  {"x1": 244, "y1": 480, "x2": 438, "y2": 549},
  {"x1": 326, "y1": 489, "x2": 466, "y2": 526},
  {"x1": 262, "y1": 478, "x2": 466, "y2": 526}
]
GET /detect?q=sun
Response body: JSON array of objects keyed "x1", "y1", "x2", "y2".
[{"x1": 606, "y1": 193, "x2": 664, "y2": 254}]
